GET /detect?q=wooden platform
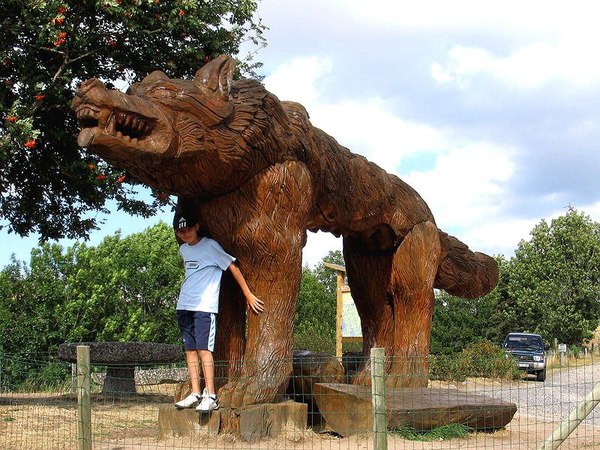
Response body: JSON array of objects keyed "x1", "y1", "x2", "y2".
[
  {"x1": 158, "y1": 401, "x2": 307, "y2": 443},
  {"x1": 313, "y1": 383, "x2": 517, "y2": 436}
]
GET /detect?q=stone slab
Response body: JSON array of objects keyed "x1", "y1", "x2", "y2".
[
  {"x1": 58, "y1": 342, "x2": 181, "y2": 364},
  {"x1": 313, "y1": 383, "x2": 517, "y2": 436}
]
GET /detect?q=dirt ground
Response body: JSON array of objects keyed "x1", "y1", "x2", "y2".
[{"x1": 2, "y1": 386, "x2": 600, "y2": 450}]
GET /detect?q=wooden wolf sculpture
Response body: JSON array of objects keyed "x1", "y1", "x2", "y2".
[{"x1": 73, "y1": 55, "x2": 498, "y2": 407}]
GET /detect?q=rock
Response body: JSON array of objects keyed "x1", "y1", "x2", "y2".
[
  {"x1": 57, "y1": 342, "x2": 182, "y2": 364},
  {"x1": 313, "y1": 382, "x2": 517, "y2": 436}
]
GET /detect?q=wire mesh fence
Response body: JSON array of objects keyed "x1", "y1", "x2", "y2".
[{"x1": 2, "y1": 349, "x2": 600, "y2": 449}]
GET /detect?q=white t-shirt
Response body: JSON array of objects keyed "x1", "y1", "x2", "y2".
[{"x1": 176, "y1": 237, "x2": 235, "y2": 313}]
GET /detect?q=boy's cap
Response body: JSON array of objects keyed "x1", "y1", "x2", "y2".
[{"x1": 173, "y1": 210, "x2": 198, "y2": 230}]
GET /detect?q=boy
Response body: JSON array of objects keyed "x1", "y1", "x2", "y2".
[{"x1": 173, "y1": 209, "x2": 264, "y2": 411}]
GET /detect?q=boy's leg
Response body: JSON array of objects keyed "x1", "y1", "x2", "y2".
[
  {"x1": 197, "y1": 349, "x2": 220, "y2": 411},
  {"x1": 199, "y1": 350, "x2": 215, "y2": 394},
  {"x1": 185, "y1": 350, "x2": 202, "y2": 394},
  {"x1": 175, "y1": 310, "x2": 203, "y2": 408}
]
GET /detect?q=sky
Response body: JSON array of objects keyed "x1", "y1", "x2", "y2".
[{"x1": 2, "y1": 0, "x2": 600, "y2": 268}]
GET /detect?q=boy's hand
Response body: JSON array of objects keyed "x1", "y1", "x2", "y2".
[{"x1": 246, "y1": 294, "x2": 264, "y2": 314}]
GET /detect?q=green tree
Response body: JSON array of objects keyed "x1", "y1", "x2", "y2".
[
  {"x1": 293, "y1": 250, "x2": 343, "y2": 352},
  {"x1": 60, "y1": 222, "x2": 182, "y2": 343},
  {"x1": 0, "y1": 222, "x2": 182, "y2": 356},
  {"x1": 431, "y1": 255, "x2": 512, "y2": 354},
  {"x1": 508, "y1": 208, "x2": 600, "y2": 346},
  {"x1": 478, "y1": 255, "x2": 514, "y2": 345},
  {"x1": 1, "y1": 0, "x2": 265, "y2": 240},
  {"x1": 431, "y1": 290, "x2": 496, "y2": 355},
  {"x1": 314, "y1": 249, "x2": 344, "y2": 296}
]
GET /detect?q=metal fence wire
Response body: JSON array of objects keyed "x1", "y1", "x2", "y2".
[{"x1": 1, "y1": 348, "x2": 600, "y2": 449}]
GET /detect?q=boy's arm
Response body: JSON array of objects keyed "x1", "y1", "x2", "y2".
[{"x1": 228, "y1": 263, "x2": 264, "y2": 314}]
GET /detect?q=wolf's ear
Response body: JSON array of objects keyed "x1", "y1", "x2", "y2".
[{"x1": 194, "y1": 55, "x2": 236, "y2": 99}]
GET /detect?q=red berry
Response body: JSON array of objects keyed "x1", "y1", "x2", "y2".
[
  {"x1": 117, "y1": 175, "x2": 126, "y2": 183},
  {"x1": 6, "y1": 116, "x2": 17, "y2": 122},
  {"x1": 96, "y1": 174, "x2": 107, "y2": 181},
  {"x1": 34, "y1": 94, "x2": 46, "y2": 101},
  {"x1": 24, "y1": 140, "x2": 36, "y2": 149}
]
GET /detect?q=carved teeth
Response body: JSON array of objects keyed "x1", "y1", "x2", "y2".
[{"x1": 107, "y1": 113, "x2": 116, "y2": 134}]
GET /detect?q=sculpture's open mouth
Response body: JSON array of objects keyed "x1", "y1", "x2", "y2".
[
  {"x1": 75, "y1": 104, "x2": 157, "y2": 145},
  {"x1": 73, "y1": 78, "x2": 174, "y2": 155}
]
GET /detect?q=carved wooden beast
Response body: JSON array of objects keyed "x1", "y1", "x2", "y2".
[{"x1": 73, "y1": 55, "x2": 498, "y2": 407}]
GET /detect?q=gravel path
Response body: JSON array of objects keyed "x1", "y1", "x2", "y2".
[{"x1": 472, "y1": 362, "x2": 600, "y2": 427}]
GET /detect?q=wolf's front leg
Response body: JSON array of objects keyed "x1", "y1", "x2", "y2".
[{"x1": 209, "y1": 161, "x2": 313, "y2": 407}]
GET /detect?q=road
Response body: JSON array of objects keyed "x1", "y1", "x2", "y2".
[{"x1": 474, "y1": 362, "x2": 600, "y2": 427}]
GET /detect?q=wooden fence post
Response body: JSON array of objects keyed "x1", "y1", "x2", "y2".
[
  {"x1": 77, "y1": 345, "x2": 92, "y2": 450},
  {"x1": 371, "y1": 347, "x2": 387, "y2": 450}
]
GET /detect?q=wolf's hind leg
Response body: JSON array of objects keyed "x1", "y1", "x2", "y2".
[
  {"x1": 343, "y1": 236, "x2": 395, "y2": 386},
  {"x1": 387, "y1": 221, "x2": 440, "y2": 387},
  {"x1": 344, "y1": 221, "x2": 440, "y2": 388}
]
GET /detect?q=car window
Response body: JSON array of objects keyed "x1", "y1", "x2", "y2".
[{"x1": 504, "y1": 335, "x2": 544, "y2": 349}]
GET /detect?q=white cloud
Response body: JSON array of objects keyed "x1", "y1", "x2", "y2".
[
  {"x1": 262, "y1": 56, "x2": 332, "y2": 105},
  {"x1": 406, "y1": 143, "x2": 515, "y2": 230},
  {"x1": 265, "y1": 57, "x2": 448, "y2": 172},
  {"x1": 432, "y1": 38, "x2": 600, "y2": 90},
  {"x1": 464, "y1": 218, "x2": 538, "y2": 258}
]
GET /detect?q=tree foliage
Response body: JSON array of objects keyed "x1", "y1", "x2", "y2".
[
  {"x1": 431, "y1": 256, "x2": 509, "y2": 354},
  {"x1": 0, "y1": 222, "x2": 182, "y2": 363},
  {"x1": 293, "y1": 251, "x2": 343, "y2": 352},
  {"x1": 507, "y1": 208, "x2": 600, "y2": 345},
  {"x1": 432, "y1": 209, "x2": 600, "y2": 352},
  {"x1": 0, "y1": 0, "x2": 265, "y2": 240}
]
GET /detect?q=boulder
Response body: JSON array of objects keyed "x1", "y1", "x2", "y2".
[{"x1": 313, "y1": 382, "x2": 517, "y2": 436}]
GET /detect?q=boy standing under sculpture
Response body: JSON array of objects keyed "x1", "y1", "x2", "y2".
[{"x1": 173, "y1": 209, "x2": 264, "y2": 411}]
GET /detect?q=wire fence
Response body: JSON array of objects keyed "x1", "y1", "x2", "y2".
[{"x1": 1, "y1": 348, "x2": 600, "y2": 449}]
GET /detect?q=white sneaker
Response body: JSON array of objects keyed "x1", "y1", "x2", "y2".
[
  {"x1": 175, "y1": 392, "x2": 201, "y2": 409},
  {"x1": 196, "y1": 391, "x2": 220, "y2": 412}
]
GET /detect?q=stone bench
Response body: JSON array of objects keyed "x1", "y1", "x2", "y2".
[{"x1": 58, "y1": 342, "x2": 182, "y2": 396}]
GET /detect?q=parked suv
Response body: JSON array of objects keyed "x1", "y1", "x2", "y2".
[{"x1": 502, "y1": 332, "x2": 549, "y2": 382}]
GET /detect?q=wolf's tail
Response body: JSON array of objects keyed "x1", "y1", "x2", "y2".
[{"x1": 434, "y1": 230, "x2": 499, "y2": 299}]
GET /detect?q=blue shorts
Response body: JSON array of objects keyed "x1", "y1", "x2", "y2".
[{"x1": 176, "y1": 310, "x2": 217, "y2": 352}]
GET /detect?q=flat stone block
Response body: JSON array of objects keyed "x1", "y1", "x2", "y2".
[
  {"x1": 313, "y1": 383, "x2": 517, "y2": 436},
  {"x1": 158, "y1": 405, "x2": 219, "y2": 439}
]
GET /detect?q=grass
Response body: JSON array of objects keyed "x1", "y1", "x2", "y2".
[{"x1": 391, "y1": 423, "x2": 473, "y2": 441}]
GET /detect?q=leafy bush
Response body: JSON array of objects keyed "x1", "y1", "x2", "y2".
[
  {"x1": 293, "y1": 323, "x2": 335, "y2": 354},
  {"x1": 430, "y1": 340, "x2": 520, "y2": 381}
]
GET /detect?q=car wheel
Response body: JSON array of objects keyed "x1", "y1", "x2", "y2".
[{"x1": 536, "y1": 368, "x2": 547, "y2": 382}]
